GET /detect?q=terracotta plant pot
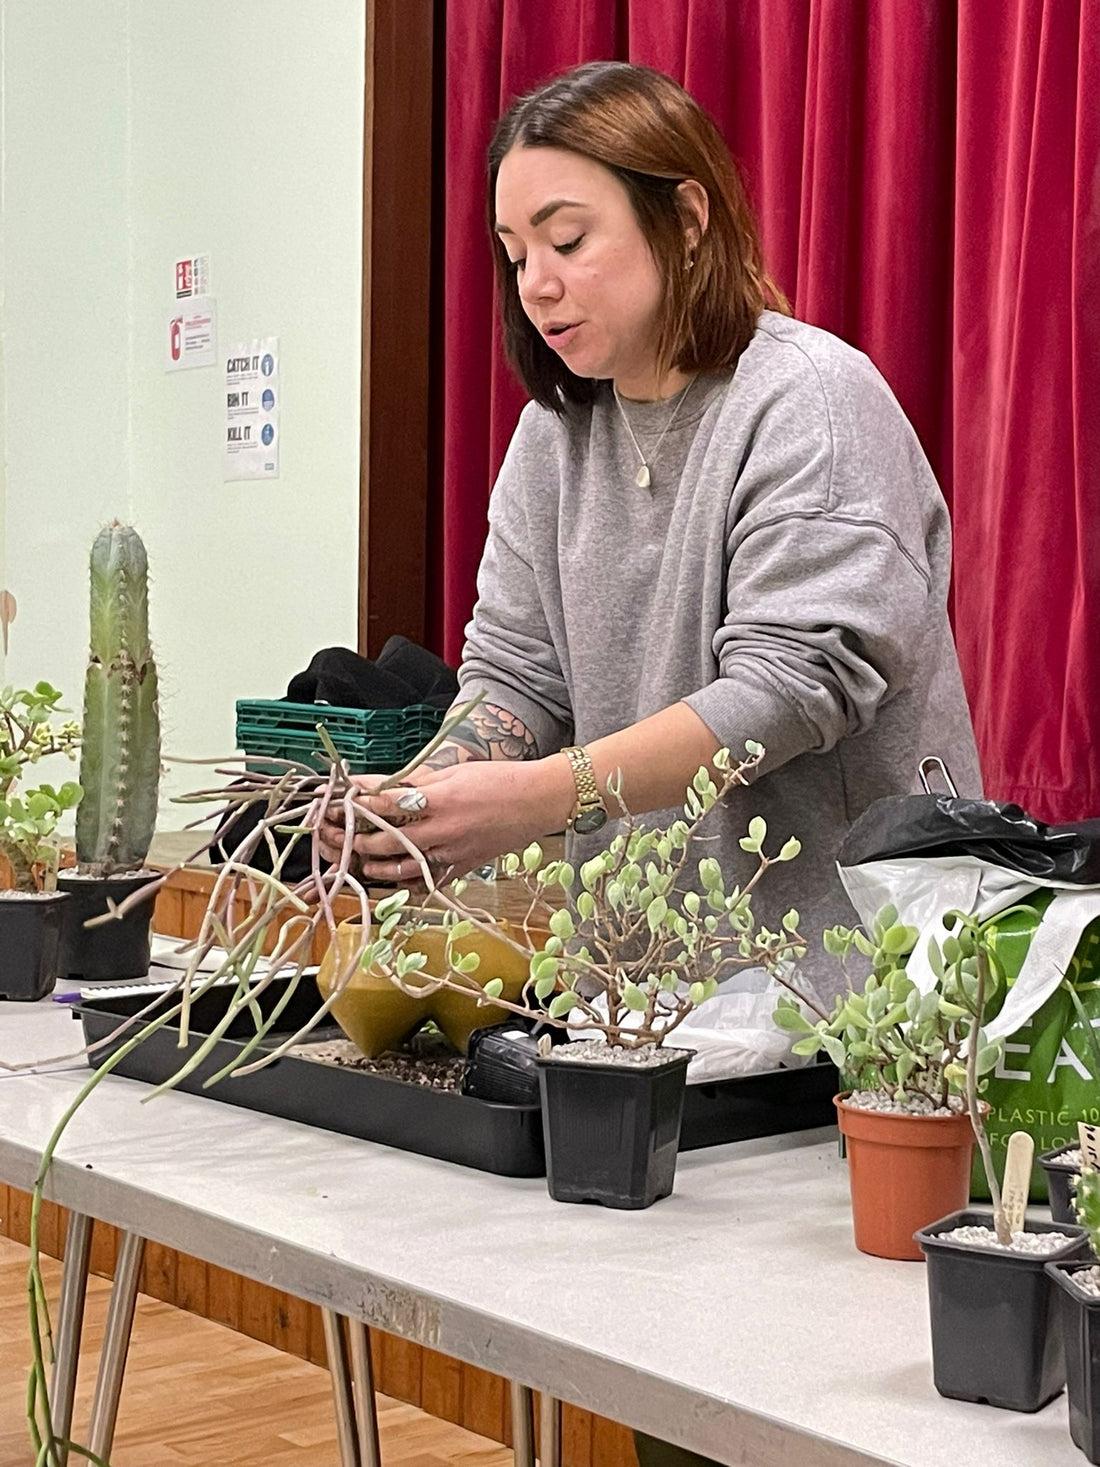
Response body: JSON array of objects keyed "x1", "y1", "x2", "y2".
[
  {"x1": 835, "y1": 1094, "x2": 979, "y2": 1261},
  {"x1": 316, "y1": 914, "x2": 548, "y2": 1057}
]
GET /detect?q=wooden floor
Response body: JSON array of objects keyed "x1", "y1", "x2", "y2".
[{"x1": 0, "y1": 1236, "x2": 514, "y2": 1467}]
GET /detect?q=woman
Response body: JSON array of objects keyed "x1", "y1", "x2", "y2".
[{"x1": 322, "y1": 60, "x2": 979, "y2": 1014}]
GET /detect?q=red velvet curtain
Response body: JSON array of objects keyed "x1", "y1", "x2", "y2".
[{"x1": 433, "y1": 0, "x2": 1100, "y2": 823}]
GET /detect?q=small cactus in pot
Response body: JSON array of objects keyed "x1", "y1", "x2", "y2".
[{"x1": 58, "y1": 524, "x2": 163, "y2": 979}]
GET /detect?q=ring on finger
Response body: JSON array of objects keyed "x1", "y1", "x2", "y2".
[{"x1": 394, "y1": 787, "x2": 428, "y2": 816}]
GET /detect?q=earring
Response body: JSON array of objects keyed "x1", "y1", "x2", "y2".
[{"x1": 685, "y1": 251, "x2": 696, "y2": 272}]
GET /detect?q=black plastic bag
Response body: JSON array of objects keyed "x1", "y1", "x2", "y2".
[{"x1": 838, "y1": 794, "x2": 1100, "y2": 885}]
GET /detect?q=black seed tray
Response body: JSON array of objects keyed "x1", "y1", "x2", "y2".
[{"x1": 74, "y1": 978, "x2": 838, "y2": 1177}]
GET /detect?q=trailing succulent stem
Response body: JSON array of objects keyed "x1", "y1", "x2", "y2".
[{"x1": 75, "y1": 524, "x2": 161, "y2": 876}]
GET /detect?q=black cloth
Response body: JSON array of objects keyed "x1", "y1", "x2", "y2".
[{"x1": 286, "y1": 637, "x2": 458, "y2": 710}]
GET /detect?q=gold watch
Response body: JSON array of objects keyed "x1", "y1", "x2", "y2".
[{"x1": 562, "y1": 745, "x2": 608, "y2": 835}]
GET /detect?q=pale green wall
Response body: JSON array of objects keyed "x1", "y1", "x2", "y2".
[{"x1": 0, "y1": 1, "x2": 365, "y2": 824}]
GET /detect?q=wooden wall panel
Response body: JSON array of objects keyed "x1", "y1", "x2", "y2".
[
  {"x1": 175, "y1": 1248, "x2": 209, "y2": 1316},
  {"x1": 593, "y1": 1412, "x2": 637, "y2": 1467},
  {"x1": 359, "y1": 0, "x2": 435, "y2": 657},
  {"x1": 271, "y1": 1288, "x2": 313, "y2": 1360},
  {"x1": 462, "y1": 1363, "x2": 506, "y2": 1445},
  {"x1": 420, "y1": 1344, "x2": 464, "y2": 1424}
]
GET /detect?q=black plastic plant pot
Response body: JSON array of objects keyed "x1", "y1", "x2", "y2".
[
  {"x1": 535, "y1": 1047, "x2": 693, "y2": 1209},
  {"x1": 915, "y1": 1208, "x2": 1091, "y2": 1412},
  {"x1": 56, "y1": 871, "x2": 158, "y2": 982},
  {"x1": 0, "y1": 892, "x2": 70, "y2": 1001},
  {"x1": 1040, "y1": 1146, "x2": 1081, "y2": 1225},
  {"x1": 1047, "y1": 1261, "x2": 1100, "y2": 1464}
]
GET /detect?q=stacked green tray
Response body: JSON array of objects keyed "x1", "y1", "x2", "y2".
[{"x1": 235, "y1": 700, "x2": 444, "y2": 775}]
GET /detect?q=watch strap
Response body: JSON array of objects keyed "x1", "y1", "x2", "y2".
[{"x1": 562, "y1": 745, "x2": 608, "y2": 828}]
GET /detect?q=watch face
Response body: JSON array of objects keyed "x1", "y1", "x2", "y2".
[{"x1": 572, "y1": 805, "x2": 607, "y2": 835}]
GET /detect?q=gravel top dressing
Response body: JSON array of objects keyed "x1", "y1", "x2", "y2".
[
  {"x1": 546, "y1": 1040, "x2": 691, "y2": 1068},
  {"x1": 1046, "y1": 1146, "x2": 1085, "y2": 1169},
  {"x1": 843, "y1": 1089, "x2": 965, "y2": 1117},
  {"x1": 1070, "y1": 1265, "x2": 1100, "y2": 1298},
  {"x1": 290, "y1": 1038, "x2": 466, "y2": 1091},
  {"x1": 937, "y1": 1224, "x2": 1076, "y2": 1254}
]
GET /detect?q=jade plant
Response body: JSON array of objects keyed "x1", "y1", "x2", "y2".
[
  {"x1": 0, "y1": 683, "x2": 81, "y2": 891},
  {"x1": 371, "y1": 744, "x2": 808, "y2": 1050},
  {"x1": 776, "y1": 908, "x2": 1021, "y2": 1241},
  {"x1": 73, "y1": 523, "x2": 161, "y2": 877}
]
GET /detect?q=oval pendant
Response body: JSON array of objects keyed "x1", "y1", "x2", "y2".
[{"x1": 635, "y1": 463, "x2": 651, "y2": 489}]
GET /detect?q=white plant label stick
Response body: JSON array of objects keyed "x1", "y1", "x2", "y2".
[
  {"x1": 1002, "y1": 1131, "x2": 1035, "y2": 1235},
  {"x1": 1079, "y1": 1122, "x2": 1100, "y2": 1168}
]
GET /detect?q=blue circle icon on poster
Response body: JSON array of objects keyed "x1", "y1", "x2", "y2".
[
  {"x1": 262, "y1": 389, "x2": 275, "y2": 411},
  {"x1": 261, "y1": 354, "x2": 275, "y2": 377},
  {"x1": 261, "y1": 423, "x2": 275, "y2": 446}
]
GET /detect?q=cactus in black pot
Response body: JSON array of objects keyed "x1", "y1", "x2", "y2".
[{"x1": 58, "y1": 523, "x2": 163, "y2": 979}]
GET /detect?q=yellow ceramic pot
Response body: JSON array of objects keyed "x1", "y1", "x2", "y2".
[{"x1": 315, "y1": 914, "x2": 548, "y2": 1058}]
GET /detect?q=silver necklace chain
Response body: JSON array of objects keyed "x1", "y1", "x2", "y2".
[{"x1": 612, "y1": 376, "x2": 698, "y2": 488}]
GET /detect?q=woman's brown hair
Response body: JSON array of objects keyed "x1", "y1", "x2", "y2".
[{"x1": 488, "y1": 61, "x2": 790, "y2": 412}]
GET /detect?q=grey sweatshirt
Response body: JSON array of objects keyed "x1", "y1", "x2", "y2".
[{"x1": 458, "y1": 312, "x2": 981, "y2": 997}]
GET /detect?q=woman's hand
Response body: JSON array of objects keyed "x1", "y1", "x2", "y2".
[{"x1": 318, "y1": 758, "x2": 573, "y2": 886}]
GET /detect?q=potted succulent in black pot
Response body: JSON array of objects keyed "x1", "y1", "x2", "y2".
[
  {"x1": 1046, "y1": 1163, "x2": 1100, "y2": 1462},
  {"x1": 0, "y1": 682, "x2": 82, "y2": 1000},
  {"x1": 1041, "y1": 1140, "x2": 1088, "y2": 1225},
  {"x1": 57, "y1": 523, "x2": 163, "y2": 982},
  {"x1": 487, "y1": 747, "x2": 807, "y2": 1210},
  {"x1": 914, "y1": 910, "x2": 1091, "y2": 1412}
]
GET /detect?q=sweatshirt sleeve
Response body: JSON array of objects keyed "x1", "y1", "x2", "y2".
[
  {"x1": 457, "y1": 412, "x2": 573, "y2": 757},
  {"x1": 684, "y1": 351, "x2": 941, "y2": 776}
]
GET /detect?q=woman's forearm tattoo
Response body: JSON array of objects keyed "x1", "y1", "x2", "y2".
[{"x1": 422, "y1": 703, "x2": 539, "y2": 770}]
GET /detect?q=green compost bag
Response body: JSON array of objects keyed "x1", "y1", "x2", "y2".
[{"x1": 971, "y1": 891, "x2": 1100, "y2": 1202}]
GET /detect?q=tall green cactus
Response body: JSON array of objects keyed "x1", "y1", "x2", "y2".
[{"x1": 74, "y1": 523, "x2": 161, "y2": 875}]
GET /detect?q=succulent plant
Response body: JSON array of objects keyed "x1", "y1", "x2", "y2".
[
  {"x1": 777, "y1": 906, "x2": 1022, "y2": 1241},
  {"x1": 0, "y1": 682, "x2": 81, "y2": 891},
  {"x1": 1074, "y1": 1166, "x2": 1100, "y2": 1253},
  {"x1": 74, "y1": 524, "x2": 161, "y2": 876},
  {"x1": 480, "y1": 750, "x2": 805, "y2": 1046},
  {"x1": 773, "y1": 907, "x2": 1005, "y2": 1108}
]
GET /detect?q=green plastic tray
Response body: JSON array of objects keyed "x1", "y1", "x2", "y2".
[{"x1": 235, "y1": 700, "x2": 444, "y2": 775}]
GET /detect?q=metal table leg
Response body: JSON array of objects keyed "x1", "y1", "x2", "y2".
[
  {"x1": 538, "y1": 1392, "x2": 561, "y2": 1466},
  {"x1": 86, "y1": 1230, "x2": 145, "y2": 1460},
  {"x1": 324, "y1": 1309, "x2": 362, "y2": 1467},
  {"x1": 346, "y1": 1319, "x2": 382, "y2": 1467},
  {"x1": 325, "y1": 1310, "x2": 383, "y2": 1466},
  {"x1": 50, "y1": 1211, "x2": 93, "y2": 1467},
  {"x1": 509, "y1": 1380, "x2": 536, "y2": 1467}
]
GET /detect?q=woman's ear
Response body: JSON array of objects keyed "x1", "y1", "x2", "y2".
[{"x1": 676, "y1": 179, "x2": 710, "y2": 254}]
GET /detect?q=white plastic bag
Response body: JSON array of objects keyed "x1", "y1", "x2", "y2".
[{"x1": 568, "y1": 967, "x2": 824, "y2": 1083}]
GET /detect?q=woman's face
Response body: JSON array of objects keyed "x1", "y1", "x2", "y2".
[{"x1": 494, "y1": 145, "x2": 672, "y2": 399}]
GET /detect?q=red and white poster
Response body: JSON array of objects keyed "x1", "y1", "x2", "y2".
[
  {"x1": 174, "y1": 253, "x2": 210, "y2": 299},
  {"x1": 166, "y1": 297, "x2": 217, "y2": 371}
]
